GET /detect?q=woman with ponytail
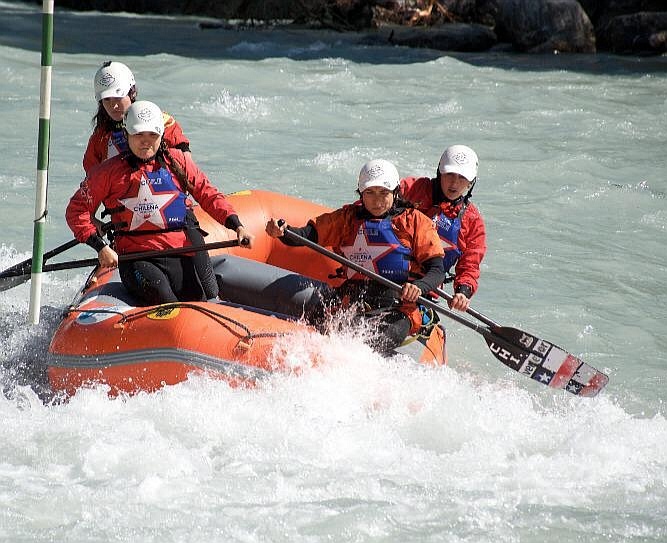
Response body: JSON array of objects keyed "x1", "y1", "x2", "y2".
[{"x1": 83, "y1": 61, "x2": 191, "y2": 175}]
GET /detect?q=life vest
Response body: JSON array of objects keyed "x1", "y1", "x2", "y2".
[
  {"x1": 339, "y1": 218, "x2": 411, "y2": 283},
  {"x1": 433, "y1": 201, "x2": 468, "y2": 276},
  {"x1": 110, "y1": 163, "x2": 189, "y2": 237},
  {"x1": 107, "y1": 127, "x2": 128, "y2": 160}
]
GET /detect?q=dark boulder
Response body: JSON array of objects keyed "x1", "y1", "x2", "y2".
[
  {"x1": 597, "y1": 11, "x2": 667, "y2": 53},
  {"x1": 495, "y1": 0, "x2": 596, "y2": 53}
]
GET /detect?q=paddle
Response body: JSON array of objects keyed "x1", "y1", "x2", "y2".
[
  {"x1": 0, "y1": 238, "x2": 81, "y2": 293},
  {"x1": 279, "y1": 225, "x2": 609, "y2": 397},
  {"x1": 0, "y1": 222, "x2": 119, "y2": 292},
  {"x1": 435, "y1": 287, "x2": 499, "y2": 328},
  {"x1": 0, "y1": 239, "x2": 240, "y2": 292}
]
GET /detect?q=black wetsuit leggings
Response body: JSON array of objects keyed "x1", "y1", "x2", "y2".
[
  {"x1": 314, "y1": 281, "x2": 413, "y2": 355},
  {"x1": 364, "y1": 310, "x2": 412, "y2": 355},
  {"x1": 119, "y1": 255, "x2": 218, "y2": 306}
]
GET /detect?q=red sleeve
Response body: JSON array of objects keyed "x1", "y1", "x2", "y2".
[
  {"x1": 454, "y1": 203, "x2": 486, "y2": 295},
  {"x1": 162, "y1": 113, "x2": 190, "y2": 149},
  {"x1": 178, "y1": 151, "x2": 237, "y2": 226},
  {"x1": 82, "y1": 129, "x2": 107, "y2": 175},
  {"x1": 66, "y1": 164, "x2": 115, "y2": 243}
]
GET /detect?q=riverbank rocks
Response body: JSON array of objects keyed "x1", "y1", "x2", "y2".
[
  {"x1": 22, "y1": 0, "x2": 667, "y2": 55},
  {"x1": 361, "y1": 23, "x2": 498, "y2": 52},
  {"x1": 493, "y1": 0, "x2": 595, "y2": 53},
  {"x1": 597, "y1": 11, "x2": 667, "y2": 54}
]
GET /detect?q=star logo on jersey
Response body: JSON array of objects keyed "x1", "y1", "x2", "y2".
[
  {"x1": 344, "y1": 226, "x2": 398, "y2": 278},
  {"x1": 119, "y1": 175, "x2": 178, "y2": 230}
]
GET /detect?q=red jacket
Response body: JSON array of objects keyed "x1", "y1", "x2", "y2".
[
  {"x1": 67, "y1": 149, "x2": 237, "y2": 255},
  {"x1": 400, "y1": 176, "x2": 486, "y2": 295},
  {"x1": 82, "y1": 111, "x2": 190, "y2": 175},
  {"x1": 310, "y1": 203, "x2": 444, "y2": 279}
]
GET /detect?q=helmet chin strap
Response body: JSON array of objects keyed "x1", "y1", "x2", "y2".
[{"x1": 464, "y1": 177, "x2": 477, "y2": 202}]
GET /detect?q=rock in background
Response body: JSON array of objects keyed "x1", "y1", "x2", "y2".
[{"x1": 13, "y1": 0, "x2": 667, "y2": 54}]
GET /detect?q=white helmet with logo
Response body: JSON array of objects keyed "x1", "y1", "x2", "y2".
[
  {"x1": 123, "y1": 100, "x2": 164, "y2": 136},
  {"x1": 438, "y1": 145, "x2": 479, "y2": 182},
  {"x1": 358, "y1": 159, "x2": 400, "y2": 192},
  {"x1": 94, "y1": 61, "x2": 136, "y2": 101}
]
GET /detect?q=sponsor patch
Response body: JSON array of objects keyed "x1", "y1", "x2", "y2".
[{"x1": 147, "y1": 306, "x2": 180, "y2": 320}]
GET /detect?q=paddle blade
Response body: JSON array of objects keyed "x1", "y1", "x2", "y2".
[
  {"x1": 0, "y1": 260, "x2": 34, "y2": 291},
  {"x1": 485, "y1": 326, "x2": 609, "y2": 397},
  {"x1": 0, "y1": 239, "x2": 81, "y2": 292},
  {"x1": 0, "y1": 272, "x2": 31, "y2": 292}
]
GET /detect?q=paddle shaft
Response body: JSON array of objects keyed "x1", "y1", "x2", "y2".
[
  {"x1": 0, "y1": 222, "x2": 118, "y2": 281},
  {"x1": 435, "y1": 287, "x2": 499, "y2": 328},
  {"x1": 1, "y1": 239, "x2": 240, "y2": 281},
  {"x1": 0, "y1": 238, "x2": 80, "y2": 279}
]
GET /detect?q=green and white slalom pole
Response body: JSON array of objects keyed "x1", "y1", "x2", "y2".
[{"x1": 28, "y1": 0, "x2": 55, "y2": 324}]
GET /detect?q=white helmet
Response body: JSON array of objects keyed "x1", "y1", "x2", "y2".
[
  {"x1": 123, "y1": 100, "x2": 164, "y2": 136},
  {"x1": 93, "y1": 61, "x2": 136, "y2": 101},
  {"x1": 358, "y1": 159, "x2": 400, "y2": 192},
  {"x1": 438, "y1": 145, "x2": 479, "y2": 182}
]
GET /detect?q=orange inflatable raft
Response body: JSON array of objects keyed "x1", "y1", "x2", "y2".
[{"x1": 47, "y1": 190, "x2": 446, "y2": 396}]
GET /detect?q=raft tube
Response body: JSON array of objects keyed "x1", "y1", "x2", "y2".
[{"x1": 47, "y1": 190, "x2": 446, "y2": 397}]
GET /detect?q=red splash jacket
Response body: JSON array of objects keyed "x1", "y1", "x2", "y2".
[
  {"x1": 67, "y1": 149, "x2": 238, "y2": 255},
  {"x1": 400, "y1": 176, "x2": 486, "y2": 296}
]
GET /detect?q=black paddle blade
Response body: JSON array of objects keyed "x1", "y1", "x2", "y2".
[
  {"x1": 0, "y1": 239, "x2": 81, "y2": 292},
  {"x1": 485, "y1": 326, "x2": 609, "y2": 397},
  {"x1": 0, "y1": 273, "x2": 31, "y2": 292},
  {"x1": 0, "y1": 261, "x2": 33, "y2": 292}
]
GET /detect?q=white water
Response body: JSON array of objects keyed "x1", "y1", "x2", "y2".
[{"x1": 1, "y1": 2, "x2": 666, "y2": 541}]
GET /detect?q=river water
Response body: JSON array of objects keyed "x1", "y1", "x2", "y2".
[{"x1": 0, "y1": 2, "x2": 666, "y2": 542}]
